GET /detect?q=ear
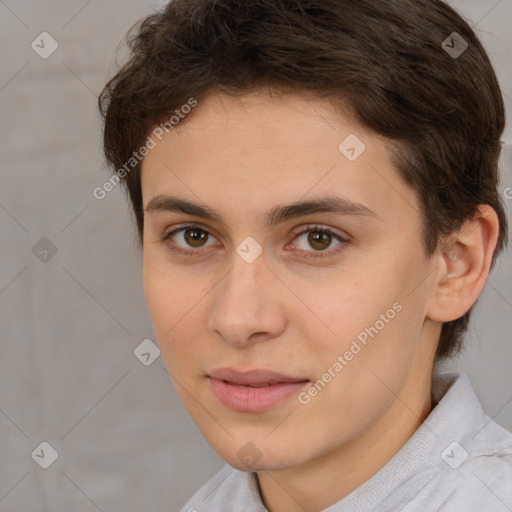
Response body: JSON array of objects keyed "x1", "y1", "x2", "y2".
[{"x1": 426, "y1": 205, "x2": 500, "y2": 322}]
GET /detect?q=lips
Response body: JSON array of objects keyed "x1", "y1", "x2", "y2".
[
  {"x1": 208, "y1": 367, "x2": 310, "y2": 412},
  {"x1": 209, "y1": 367, "x2": 309, "y2": 387}
]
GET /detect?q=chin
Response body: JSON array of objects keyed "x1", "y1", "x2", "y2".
[
  {"x1": 229, "y1": 456, "x2": 297, "y2": 473},
  {"x1": 214, "y1": 439, "x2": 309, "y2": 473}
]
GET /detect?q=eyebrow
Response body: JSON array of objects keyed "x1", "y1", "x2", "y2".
[{"x1": 144, "y1": 194, "x2": 377, "y2": 228}]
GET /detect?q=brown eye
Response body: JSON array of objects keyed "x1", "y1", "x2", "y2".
[
  {"x1": 307, "y1": 230, "x2": 333, "y2": 251},
  {"x1": 290, "y1": 225, "x2": 350, "y2": 259},
  {"x1": 162, "y1": 224, "x2": 219, "y2": 254},
  {"x1": 183, "y1": 227, "x2": 209, "y2": 247}
]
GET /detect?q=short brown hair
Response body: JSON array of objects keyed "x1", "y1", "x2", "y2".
[{"x1": 98, "y1": 0, "x2": 508, "y2": 361}]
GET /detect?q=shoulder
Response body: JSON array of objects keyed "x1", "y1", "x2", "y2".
[
  {"x1": 372, "y1": 373, "x2": 512, "y2": 512},
  {"x1": 413, "y1": 373, "x2": 512, "y2": 511},
  {"x1": 439, "y1": 419, "x2": 512, "y2": 511},
  {"x1": 178, "y1": 464, "x2": 267, "y2": 512},
  {"x1": 423, "y1": 452, "x2": 512, "y2": 512}
]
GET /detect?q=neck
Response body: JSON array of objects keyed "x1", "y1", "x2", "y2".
[{"x1": 256, "y1": 375, "x2": 433, "y2": 512}]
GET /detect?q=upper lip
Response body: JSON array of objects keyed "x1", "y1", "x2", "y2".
[{"x1": 209, "y1": 368, "x2": 309, "y2": 387}]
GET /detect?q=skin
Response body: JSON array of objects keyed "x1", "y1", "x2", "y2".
[{"x1": 140, "y1": 88, "x2": 499, "y2": 512}]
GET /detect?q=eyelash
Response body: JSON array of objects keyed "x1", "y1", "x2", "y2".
[{"x1": 161, "y1": 223, "x2": 350, "y2": 259}]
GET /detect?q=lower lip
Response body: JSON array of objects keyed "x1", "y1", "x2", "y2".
[{"x1": 208, "y1": 377, "x2": 309, "y2": 412}]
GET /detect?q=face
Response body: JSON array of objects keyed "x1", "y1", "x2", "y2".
[{"x1": 141, "y1": 90, "x2": 439, "y2": 472}]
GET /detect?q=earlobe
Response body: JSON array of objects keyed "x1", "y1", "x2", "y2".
[{"x1": 426, "y1": 205, "x2": 500, "y2": 322}]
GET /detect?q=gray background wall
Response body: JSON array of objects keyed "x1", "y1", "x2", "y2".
[{"x1": 0, "y1": 1, "x2": 511, "y2": 511}]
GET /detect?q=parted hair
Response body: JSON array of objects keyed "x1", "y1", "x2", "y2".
[{"x1": 98, "y1": 0, "x2": 508, "y2": 360}]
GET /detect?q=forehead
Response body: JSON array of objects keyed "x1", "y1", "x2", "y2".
[
  {"x1": 163, "y1": 89, "x2": 357, "y2": 149},
  {"x1": 140, "y1": 90, "x2": 420, "y2": 231}
]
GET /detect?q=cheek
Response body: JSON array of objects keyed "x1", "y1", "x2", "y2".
[
  {"x1": 300, "y1": 272, "x2": 399, "y2": 349},
  {"x1": 143, "y1": 257, "x2": 185, "y2": 350},
  {"x1": 143, "y1": 248, "x2": 196, "y2": 324},
  {"x1": 142, "y1": 258, "x2": 215, "y2": 367},
  {"x1": 143, "y1": 258, "x2": 169, "y2": 332},
  {"x1": 299, "y1": 252, "x2": 425, "y2": 375}
]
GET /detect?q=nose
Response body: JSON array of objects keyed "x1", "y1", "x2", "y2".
[{"x1": 206, "y1": 250, "x2": 287, "y2": 348}]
